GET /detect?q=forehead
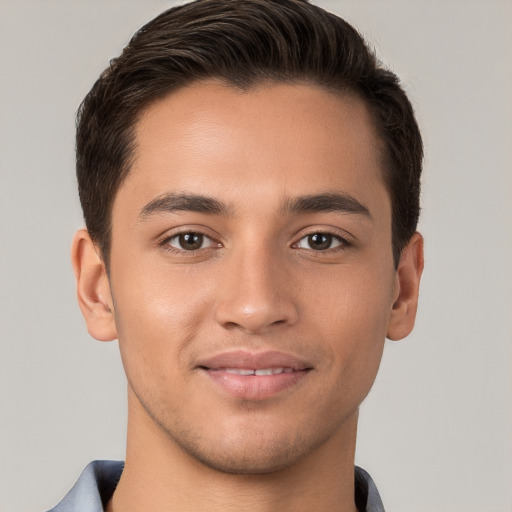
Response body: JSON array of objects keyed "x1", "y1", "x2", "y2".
[{"x1": 117, "y1": 79, "x2": 388, "y2": 216}]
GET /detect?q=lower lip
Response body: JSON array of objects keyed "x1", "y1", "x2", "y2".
[{"x1": 202, "y1": 369, "x2": 310, "y2": 400}]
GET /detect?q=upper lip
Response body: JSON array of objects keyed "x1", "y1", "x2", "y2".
[{"x1": 197, "y1": 350, "x2": 311, "y2": 371}]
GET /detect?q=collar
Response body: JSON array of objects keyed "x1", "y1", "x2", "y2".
[{"x1": 48, "y1": 460, "x2": 385, "y2": 511}]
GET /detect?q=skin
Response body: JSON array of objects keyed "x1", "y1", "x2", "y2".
[{"x1": 72, "y1": 80, "x2": 423, "y2": 512}]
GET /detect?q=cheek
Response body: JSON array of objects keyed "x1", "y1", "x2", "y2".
[
  {"x1": 306, "y1": 258, "x2": 394, "y2": 331},
  {"x1": 113, "y1": 258, "x2": 212, "y2": 329},
  {"x1": 307, "y1": 262, "x2": 394, "y2": 382},
  {"x1": 110, "y1": 263, "x2": 214, "y2": 383}
]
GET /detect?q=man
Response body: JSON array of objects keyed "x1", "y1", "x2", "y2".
[{"x1": 51, "y1": 0, "x2": 423, "y2": 510}]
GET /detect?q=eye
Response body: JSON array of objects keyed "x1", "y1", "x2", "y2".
[
  {"x1": 166, "y1": 232, "x2": 215, "y2": 251},
  {"x1": 295, "y1": 233, "x2": 345, "y2": 251}
]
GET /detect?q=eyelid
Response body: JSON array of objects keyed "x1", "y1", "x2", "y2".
[
  {"x1": 295, "y1": 234, "x2": 343, "y2": 250},
  {"x1": 292, "y1": 227, "x2": 354, "y2": 251},
  {"x1": 167, "y1": 233, "x2": 217, "y2": 250},
  {"x1": 155, "y1": 225, "x2": 354, "y2": 254},
  {"x1": 157, "y1": 226, "x2": 223, "y2": 253}
]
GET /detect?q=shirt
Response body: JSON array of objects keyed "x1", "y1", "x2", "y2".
[{"x1": 48, "y1": 460, "x2": 385, "y2": 511}]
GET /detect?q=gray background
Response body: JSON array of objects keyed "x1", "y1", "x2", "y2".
[{"x1": 0, "y1": 1, "x2": 511, "y2": 511}]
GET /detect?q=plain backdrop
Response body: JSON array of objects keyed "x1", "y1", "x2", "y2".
[{"x1": 0, "y1": 1, "x2": 511, "y2": 511}]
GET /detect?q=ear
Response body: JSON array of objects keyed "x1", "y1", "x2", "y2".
[
  {"x1": 387, "y1": 232, "x2": 424, "y2": 341},
  {"x1": 71, "y1": 229, "x2": 117, "y2": 341}
]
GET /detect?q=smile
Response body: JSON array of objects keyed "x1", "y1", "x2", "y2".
[
  {"x1": 197, "y1": 350, "x2": 312, "y2": 400},
  {"x1": 218, "y1": 367, "x2": 295, "y2": 376}
]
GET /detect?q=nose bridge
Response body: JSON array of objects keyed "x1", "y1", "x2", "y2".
[{"x1": 215, "y1": 240, "x2": 298, "y2": 333}]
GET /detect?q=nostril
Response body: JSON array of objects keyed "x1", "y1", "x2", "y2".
[{"x1": 222, "y1": 321, "x2": 243, "y2": 331}]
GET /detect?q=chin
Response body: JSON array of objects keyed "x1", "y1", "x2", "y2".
[
  {"x1": 181, "y1": 438, "x2": 308, "y2": 475},
  {"x1": 168, "y1": 418, "x2": 330, "y2": 475}
]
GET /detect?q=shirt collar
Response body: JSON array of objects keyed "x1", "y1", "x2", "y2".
[
  {"x1": 48, "y1": 460, "x2": 385, "y2": 512},
  {"x1": 48, "y1": 460, "x2": 123, "y2": 512}
]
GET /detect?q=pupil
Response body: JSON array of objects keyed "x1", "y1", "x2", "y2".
[
  {"x1": 180, "y1": 233, "x2": 203, "y2": 250},
  {"x1": 308, "y1": 233, "x2": 331, "y2": 250}
]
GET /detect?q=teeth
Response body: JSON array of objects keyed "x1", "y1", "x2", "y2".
[
  {"x1": 255, "y1": 368, "x2": 272, "y2": 376},
  {"x1": 225, "y1": 368, "x2": 255, "y2": 375},
  {"x1": 222, "y1": 367, "x2": 291, "y2": 376},
  {"x1": 255, "y1": 368, "x2": 282, "y2": 375}
]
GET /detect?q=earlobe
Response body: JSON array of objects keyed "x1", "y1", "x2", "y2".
[
  {"x1": 71, "y1": 229, "x2": 117, "y2": 342},
  {"x1": 387, "y1": 232, "x2": 424, "y2": 341}
]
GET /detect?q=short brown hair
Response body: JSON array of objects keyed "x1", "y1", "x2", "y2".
[{"x1": 76, "y1": 0, "x2": 422, "y2": 268}]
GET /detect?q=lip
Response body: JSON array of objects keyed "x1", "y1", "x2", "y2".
[
  {"x1": 198, "y1": 350, "x2": 311, "y2": 371},
  {"x1": 197, "y1": 350, "x2": 312, "y2": 400}
]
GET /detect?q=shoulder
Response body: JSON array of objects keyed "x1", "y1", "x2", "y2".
[
  {"x1": 355, "y1": 466, "x2": 386, "y2": 512},
  {"x1": 47, "y1": 460, "x2": 124, "y2": 512}
]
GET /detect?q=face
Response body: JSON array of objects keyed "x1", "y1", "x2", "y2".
[{"x1": 107, "y1": 80, "x2": 400, "y2": 473}]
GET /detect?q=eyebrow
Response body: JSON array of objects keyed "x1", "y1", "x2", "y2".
[
  {"x1": 283, "y1": 193, "x2": 371, "y2": 218},
  {"x1": 138, "y1": 193, "x2": 232, "y2": 220},
  {"x1": 138, "y1": 191, "x2": 371, "y2": 221}
]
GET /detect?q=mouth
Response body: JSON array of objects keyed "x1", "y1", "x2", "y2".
[
  {"x1": 215, "y1": 367, "x2": 296, "y2": 376},
  {"x1": 197, "y1": 350, "x2": 313, "y2": 400}
]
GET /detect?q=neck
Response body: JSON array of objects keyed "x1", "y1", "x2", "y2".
[{"x1": 107, "y1": 390, "x2": 359, "y2": 512}]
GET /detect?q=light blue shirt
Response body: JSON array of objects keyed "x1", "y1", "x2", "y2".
[{"x1": 48, "y1": 460, "x2": 385, "y2": 511}]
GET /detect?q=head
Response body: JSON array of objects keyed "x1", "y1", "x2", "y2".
[
  {"x1": 76, "y1": 0, "x2": 422, "y2": 271},
  {"x1": 72, "y1": 0, "x2": 424, "y2": 478}
]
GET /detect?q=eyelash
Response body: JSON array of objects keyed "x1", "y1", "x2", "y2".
[
  {"x1": 158, "y1": 229, "x2": 352, "y2": 255},
  {"x1": 159, "y1": 231, "x2": 220, "y2": 255},
  {"x1": 293, "y1": 231, "x2": 352, "y2": 252}
]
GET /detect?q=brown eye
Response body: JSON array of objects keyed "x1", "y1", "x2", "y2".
[
  {"x1": 180, "y1": 233, "x2": 203, "y2": 250},
  {"x1": 295, "y1": 232, "x2": 344, "y2": 251},
  {"x1": 307, "y1": 233, "x2": 332, "y2": 250},
  {"x1": 168, "y1": 232, "x2": 206, "y2": 251}
]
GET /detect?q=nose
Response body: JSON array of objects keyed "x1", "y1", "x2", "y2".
[{"x1": 214, "y1": 246, "x2": 299, "y2": 335}]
